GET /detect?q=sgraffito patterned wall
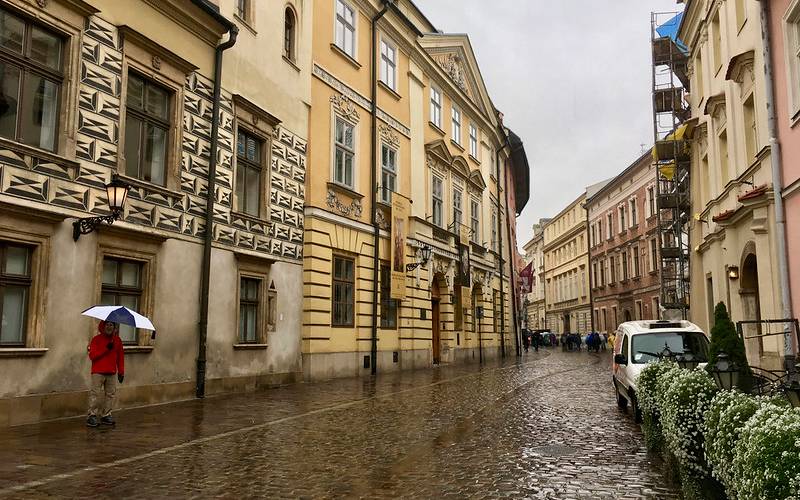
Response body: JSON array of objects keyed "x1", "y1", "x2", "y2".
[{"x1": 0, "y1": 15, "x2": 305, "y2": 262}]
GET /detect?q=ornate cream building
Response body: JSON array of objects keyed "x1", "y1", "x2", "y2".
[
  {"x1": 522, "y1": 221, "x2": 547, "y2": 330},
  {"x1": 0, "y1": 0, "x2": 310, "y2": 425},
  {"x1": 543, "y1": 194, "x2": 591, "y2": 334},
  {"x1": 303, "y1": 0, "x2": 529, "y2": 379},
  {"x1": 680, "y1": 0, "x2": 786, "y2": 370}
]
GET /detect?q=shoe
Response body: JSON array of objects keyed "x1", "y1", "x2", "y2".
[
  {"x1": 86, "y1": 415, "x2": 99, "y2": 427},
  {"x1": 100, "y1": 415, "x2": 115, "y2": 426}
]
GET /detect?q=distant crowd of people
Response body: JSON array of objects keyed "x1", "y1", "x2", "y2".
[{"x1": 521, "y1": 328, "x2": 615, "y2": 354}]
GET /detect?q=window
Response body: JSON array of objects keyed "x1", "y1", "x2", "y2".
[
  {"x1": 0, "y1": 243, "x2": 31, "y2": 346},
  {"x1": 430, "y1": 87, "x2": 441, "y2": 128},
  {"x1": 239, "y1": 277, "x2": 260, "y2": 343},
  {"x1": 380, "y1": 144, "x2": 397, "y2": 203},
  {"x1": 432, "y1": 175, "x2": 444, "y2": 227},
  {"x1": 380, "y1": 264, "x2": 397, "y2": 329},
  {"x1": 636, "y1": 301, "x2": 643, "y2": 321},
  {"x1": 647, "y1": 186, "x2": 655, "y2": 218},
  {"x1": 650, "y1": 238, "x2": 658, "y2": 273},
  {"x1": 235, "y1": 129, "x2": 263, "y2": 216},
  {"x1": 0, "y1": 8, "x2": 62, "y2": 152},
  {"x1": 284, "y1": 7, "x2": 296, "y2": 61},
  {"x1": 619, "y1": 206, "x2": 626, "y2": 233},
  {"x1": 334, "y1": 0, "x2": 356, "y2": 58},
  {"x1": 452, "y1": 187, "x2": 463, "y2": 226},
  {"x1": 379, "y1": 38, "x2": 396, "y2": 90},
  {"x1": 469, "y1": 123, "x2": 478, "y2": 158},
  {"x1": 606, "y1": 213, "x2": 612, "y2": 239},
  {"x1": 610, "y1": 256, "x2": 616, "y2": 283},
  {"x1": 629, "y1": 199, "x2": 637, "y2": 227},
  {"x1": 332, "y1": 256, "x2": 354, "y2": 326},
  {"x1": 491, "y1": 210, "x2": 497, "y2": 252},
  {"x1": 334, "y1": 116, "x2": 355, "y2": 188},
  {"x1": 100, "y1": 258, "x2": 143, "y2": 344},
  {"x1": 451, "y1": 106, "x2": 461, "y2": 145},
  {"x1": 622, "y1": 252, "x2": 628, "y2": 281},
  {"x1": 743, "y1": 94, "x2": 756, "y2": 162},
  {"x1": 470, "y1": 199, "x2": 479, "y2": 242},
  {"x1": 125, "y1": 73, "x2": 170, "y2": 186},
  {"x1": 598, "y1": 220, "x2": 603, "y2": 243},
  {"x1": 633, "y1": 245, "x2": 640, "y2": 278},
  {"x1": 236, "y1": 0, "x2": 249, "y2": 21},
  {"x1": 712, "y1": 12, "x2": 722, "y2": 72},
  {"x1": 718, "y1": 129, "x2": 729, "y2": 188},
  {"x1": 600, "y1": 259, "x2": 606, "y2": 286},
  {"x1": 695, "y1": 54, "x2": 704, "y2": 103}
]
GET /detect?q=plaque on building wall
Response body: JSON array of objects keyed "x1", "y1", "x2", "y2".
[{"x1": 391, "y1": 196, "x2": 410, "y2": 300}]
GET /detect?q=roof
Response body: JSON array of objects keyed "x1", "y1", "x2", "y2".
[{"x1": 507, "y1": 129, "x2": 530, "y2": 214}]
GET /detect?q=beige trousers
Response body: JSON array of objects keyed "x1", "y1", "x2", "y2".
[{"x1": 88, "y1": 373, "x2": 116, "y2": 417}]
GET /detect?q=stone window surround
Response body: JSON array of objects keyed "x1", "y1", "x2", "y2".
[
  {"x1": 0, "y1": 0, "x2": 89, "y2": 161},
  {"x1": 234, "y1": 253, "x2": 273, "y2": 348},
  {"x1": 330, "y1": 102, "x2": 360, "y2": 192},
  {"x1": 93, "y1": 230, "x2": 160, "y2": 352},
  {"x1": 232, "y1": 94, "x2": 281, "y2": 223},
  {"x1": 117, "y1": 26, "x2": 197, "y2": 195},
  {"x1": 0, "y1": 210, "x2": 54, "y2": 356}
]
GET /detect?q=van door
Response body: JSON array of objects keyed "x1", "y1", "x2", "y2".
[{"x1": 619, "y1": 333, "x2": 630, "y2": 389}]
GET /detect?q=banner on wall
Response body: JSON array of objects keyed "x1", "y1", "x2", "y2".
[
  {"x1": 390, "y1": 195, "x2": 410, "y2": 300},
  {"x1": 455, "y1": 224, "x2": 471, "y2": 310}
]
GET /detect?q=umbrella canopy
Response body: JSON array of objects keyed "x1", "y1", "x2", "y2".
[{"x1": 81, "y1": 305, "x2": 155, "y2": 330}]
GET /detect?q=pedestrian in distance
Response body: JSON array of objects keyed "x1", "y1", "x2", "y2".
[
  {"x1": 532, "y1": 330, "x2": 541, "y2": 352},
  {"x1": 523, "y1": 329, "x2": 530, "y2": 352},
  {"x1": 86, "y1": 320, "x2": 124, "y2": 427}
]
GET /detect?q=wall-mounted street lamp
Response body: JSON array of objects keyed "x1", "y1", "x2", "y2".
[
  {"x1": 73, "y1": 175, "x2": 131, "y2": 241},
  {"x1": 727, "y1": 266, "x2": 740, "y2": 280},
  {"x1": 406, "y1": 244, "x2": 432, "y2": 272}
]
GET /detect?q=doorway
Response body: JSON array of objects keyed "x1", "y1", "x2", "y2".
[
  {"x1": 563, "y1": 313, "x2": 571, "y2": 333},
  {"x1": 740, "y1": 252, "x2": 763, "y2": 356},
  {"x1": 431, "y1": 279, "x2": 441, "y2": 364}
]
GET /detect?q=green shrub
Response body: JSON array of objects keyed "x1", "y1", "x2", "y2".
[
  {"x1": 706, "y1": 302, "x2": 752, "y2": 391},
  {"x1": 703, "y1": 390, "x2": 759, "y2": 497},
  {"x1": 731, "y1": 404, "x2": 800, "y2": 500},
  {"x1": 660, "y1": 368, "x2": 719, "y2": 474}
]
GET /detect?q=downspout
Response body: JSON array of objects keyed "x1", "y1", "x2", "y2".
[
  {"x1": 584, "y1": 203, "x2": 595, "y2": 332},
  {"x1": 495, "y1": 144, "x2": 509, "y2": 357},
  {"x1": 758, "y1": 1, "x2": 796, "y2": 372},
  {"x1": 369, "y1": 1, "x2": 422, "y2": 376},
  {"x1": 196, "y1": 25, "x2": 238, "y2": 399}
]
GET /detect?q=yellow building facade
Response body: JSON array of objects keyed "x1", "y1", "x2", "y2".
[
  {"x1": 543, "y1": 194, "x2": 591, "y2": 334},
  {"x1": 303, "y1": 0, "x2": 523, "y2": 379}
]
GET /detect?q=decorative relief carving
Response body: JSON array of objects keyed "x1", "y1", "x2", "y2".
[
  {"x1": 327, "y1": 189, "x2": 363, "y2": 218},
  {"x1": 331, "y1": 94, "x2": 360, "y2": 123},
  {"x1": 151, "y1": 55, "x2": 161, "y2": 70},
  {"x1": 375, "y1": 207, "x2": 390, "y2": 230},
  {"x1": 378, "y1": 124, "x2": 400, "y2": 148},
  {"x1": 35, "y1": 0, "x2": 47, "y2": 7},
  {"x1": 426, "y1": 153, "x2": 447, "y2": 176},
  {"x1": 436, "y1": 53, "x2": 467, "y2": 93}
]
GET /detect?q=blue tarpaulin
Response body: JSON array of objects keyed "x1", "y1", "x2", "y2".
[{"x1": 656, "y1": 13, "x2": 689, "y2": 54}]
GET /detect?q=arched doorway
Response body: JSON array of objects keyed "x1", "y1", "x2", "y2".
[
  {"x1": 740, "y1": 252, "x2": 762, "y2": 356},
  {"x1": 431, "y1": 278, "x2": 441, "y2": 364}
]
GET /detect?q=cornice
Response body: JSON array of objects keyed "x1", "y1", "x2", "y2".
[{"x1": 141, "y1": 0, "x2": 228, "y2": 47}]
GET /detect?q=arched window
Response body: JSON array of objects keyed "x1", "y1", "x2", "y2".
[{"x1": 284, "y1": 6, "x2": 296, "y2": 61}]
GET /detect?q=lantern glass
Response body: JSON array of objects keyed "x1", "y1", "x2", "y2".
[
  {"x1": 710, "y1": 352, "x2": 739, "y2": 390},
  {"x1": 106, "y1": 177, "x2": 130, "y2": 214},
  {"x1": 421, "y1": 245, "x2": 432, "y2": 263}
]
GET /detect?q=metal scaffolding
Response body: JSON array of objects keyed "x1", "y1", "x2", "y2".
[{"x1": 651, "y1": 12, "x2": 690, "y2": 319}]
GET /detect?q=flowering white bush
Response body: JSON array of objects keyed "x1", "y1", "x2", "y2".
[
  {"x1": 660, "y1": 368, "x2": 718, "y2": 475},
  {"x1": 703, "y1": 390, "x2": 759, "y2": 497},
  {"x1": 730, "y1": 404, "x2": 800, "y2": 500},
  {"x1": 636, "y1": 360, "x2": 677, "y2": 415}
]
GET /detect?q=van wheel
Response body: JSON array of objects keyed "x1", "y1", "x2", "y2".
[
  {"x1": 617, "y1": 391, "x2": 628, "y2": 409},
  {"x1": 630, "y1": 393, "x2": 643, "y2": 423}
]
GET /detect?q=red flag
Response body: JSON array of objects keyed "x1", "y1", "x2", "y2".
[{"x1": 518, "y1": 262, "x2": 533, "y2": 294}]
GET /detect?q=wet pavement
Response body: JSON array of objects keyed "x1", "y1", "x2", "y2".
[{"x1": 0, "y1": 348, "x2": 678, "y2": 499}]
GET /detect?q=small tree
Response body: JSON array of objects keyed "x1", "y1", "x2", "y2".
[{"x1": 706, "y1": 302, "x2": 751, "y2": 390}]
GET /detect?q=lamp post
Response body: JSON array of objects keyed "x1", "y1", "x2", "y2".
[
  {"x1": 73, "y1": 175, "x2": 131, "y2": 241},
  {"x1": 676, "y1": 353, "x2": 700, "y2": 370},
  {"x1": 406, "y1": 244, "x2": 432, "y2": 272},
  {"x1": 709, "y1": 352, "x2": 739, "y2": 390}
]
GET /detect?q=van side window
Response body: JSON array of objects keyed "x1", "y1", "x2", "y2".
[{"x1": 621, "y1": 334, "x2": 628, "y2": 359}]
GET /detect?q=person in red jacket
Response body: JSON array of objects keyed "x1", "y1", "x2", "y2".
[{"x1": 86, "y1": 320, "x2": 124, "y2": 427}]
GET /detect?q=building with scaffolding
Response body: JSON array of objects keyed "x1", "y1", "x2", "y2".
[{"x1": 666, "y1": 1, "x2": 789, "y2": 371}]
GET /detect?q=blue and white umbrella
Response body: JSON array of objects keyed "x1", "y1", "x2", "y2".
[{"x1": 81, "y1": 305, "x2": 156, "y2": 331}]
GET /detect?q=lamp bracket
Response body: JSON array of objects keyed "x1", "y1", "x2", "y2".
[{"x1": 73, "y1": 212, "x2": 121, "y2": 241}]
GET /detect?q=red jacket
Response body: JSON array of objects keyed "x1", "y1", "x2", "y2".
[{"x1": 88, "y1": 333, "x2": 124, "y2": 375}]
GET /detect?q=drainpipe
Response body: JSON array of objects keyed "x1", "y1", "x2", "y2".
[
  {"x1": 584, "y1": 203, "x2": 595, "y2": 332},
  {"x1": 196, "y1": 25, "x2": 238, "y2": 399},
  {"x1": 495, "y1": 144, "x2": 510, "y2": 358},
  {"x1": 369, "y1": 1, "x2": 423, "y2": 376},
  {"x1": 759, "y1": 1, "x2": 796, "y2": 374}
]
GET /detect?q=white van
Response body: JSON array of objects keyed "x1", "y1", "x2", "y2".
[{"x1": 611, "y1": 319, "x2": 710, "y2": 422}]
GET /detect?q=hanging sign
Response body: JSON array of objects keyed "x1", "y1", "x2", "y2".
[{"x1": 390, "y1": 195, "x2": 410, "y2": 299}]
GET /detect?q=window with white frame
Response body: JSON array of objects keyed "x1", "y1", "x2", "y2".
[
  {"x1": 470, "y1": 199, "x2": 479, "y2": 242},
  {"x1": 379, "y1": 38, "x2": 396, "y2": 90},
  {"x1": 647, "y1": 186, "x2": 655, "y2": 218},
  {"x1": 629, "y1": 198, "x2": 637, "y2": 227},
  {"x1": 650, "y1": 238, "x2": 658, "y2": 273},
  {"x1": 430, "y1": 87, "x2": 442, "y2": 128},
  {"x1": 633, "y1": 245, "x2": 640, "y2": 277},
  {"x1": 619, "y1": 206, "x2": 626, "y2": 233},
  {"x1": 380, "y1": 143, "x2": 396, "y2": 203},
  {"x1": 469, "y1": 123, "x2": 478, "y2": 158},
  {"x1": 432, "y1": 175, "x2": 444, "y2": 227},
  {"x1": 786, "y1": 3, "x2": 800, "y2": 117},
  {"x1": 606, "y1": 213, "x2": 612, "y2": 239},
  {"x1": 451, "y1": 106, "x2": 461, "y2": 145},
  {"x1": 334, "y1": 116, "x2": 355, "y2": 188},
  {"x1": 452, "y1": 186, "x2": 462, "y2": 226},
  {"x1": 334, "y1": 0, "x2": 356, "y2": 58}
]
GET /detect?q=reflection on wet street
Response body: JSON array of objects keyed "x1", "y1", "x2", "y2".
[{"x1": 0, "y1": 349, "x2": 678, "y2": 499}]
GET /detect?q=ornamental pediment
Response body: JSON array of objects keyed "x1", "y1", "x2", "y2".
[{"x1": 725, "y1": 50, "x2": 755, "y2": 89}]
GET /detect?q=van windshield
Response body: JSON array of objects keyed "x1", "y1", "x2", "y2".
[{"x1": 631, "y1": 331, "x2": 709, "y2": 364}]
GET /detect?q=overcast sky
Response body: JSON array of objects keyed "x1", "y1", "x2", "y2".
[{"x1": 413, "y1": 0, "x2": 681, "y2": 247}]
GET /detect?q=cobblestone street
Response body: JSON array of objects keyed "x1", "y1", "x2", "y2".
[{"x1": 0, "y1": 349, "x2": 679, "y2": 499}]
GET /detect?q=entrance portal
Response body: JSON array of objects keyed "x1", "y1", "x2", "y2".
[
  {"x1": 431, "y1": 279, "x2": 441, "y2": 364},
  {"x1": 740, "y1": 252, "x2": 763, "y2": 356}
]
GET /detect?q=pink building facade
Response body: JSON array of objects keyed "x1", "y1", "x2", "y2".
[{"x1": 768, "y1": 0, "x2": 800, "y2": 335}]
